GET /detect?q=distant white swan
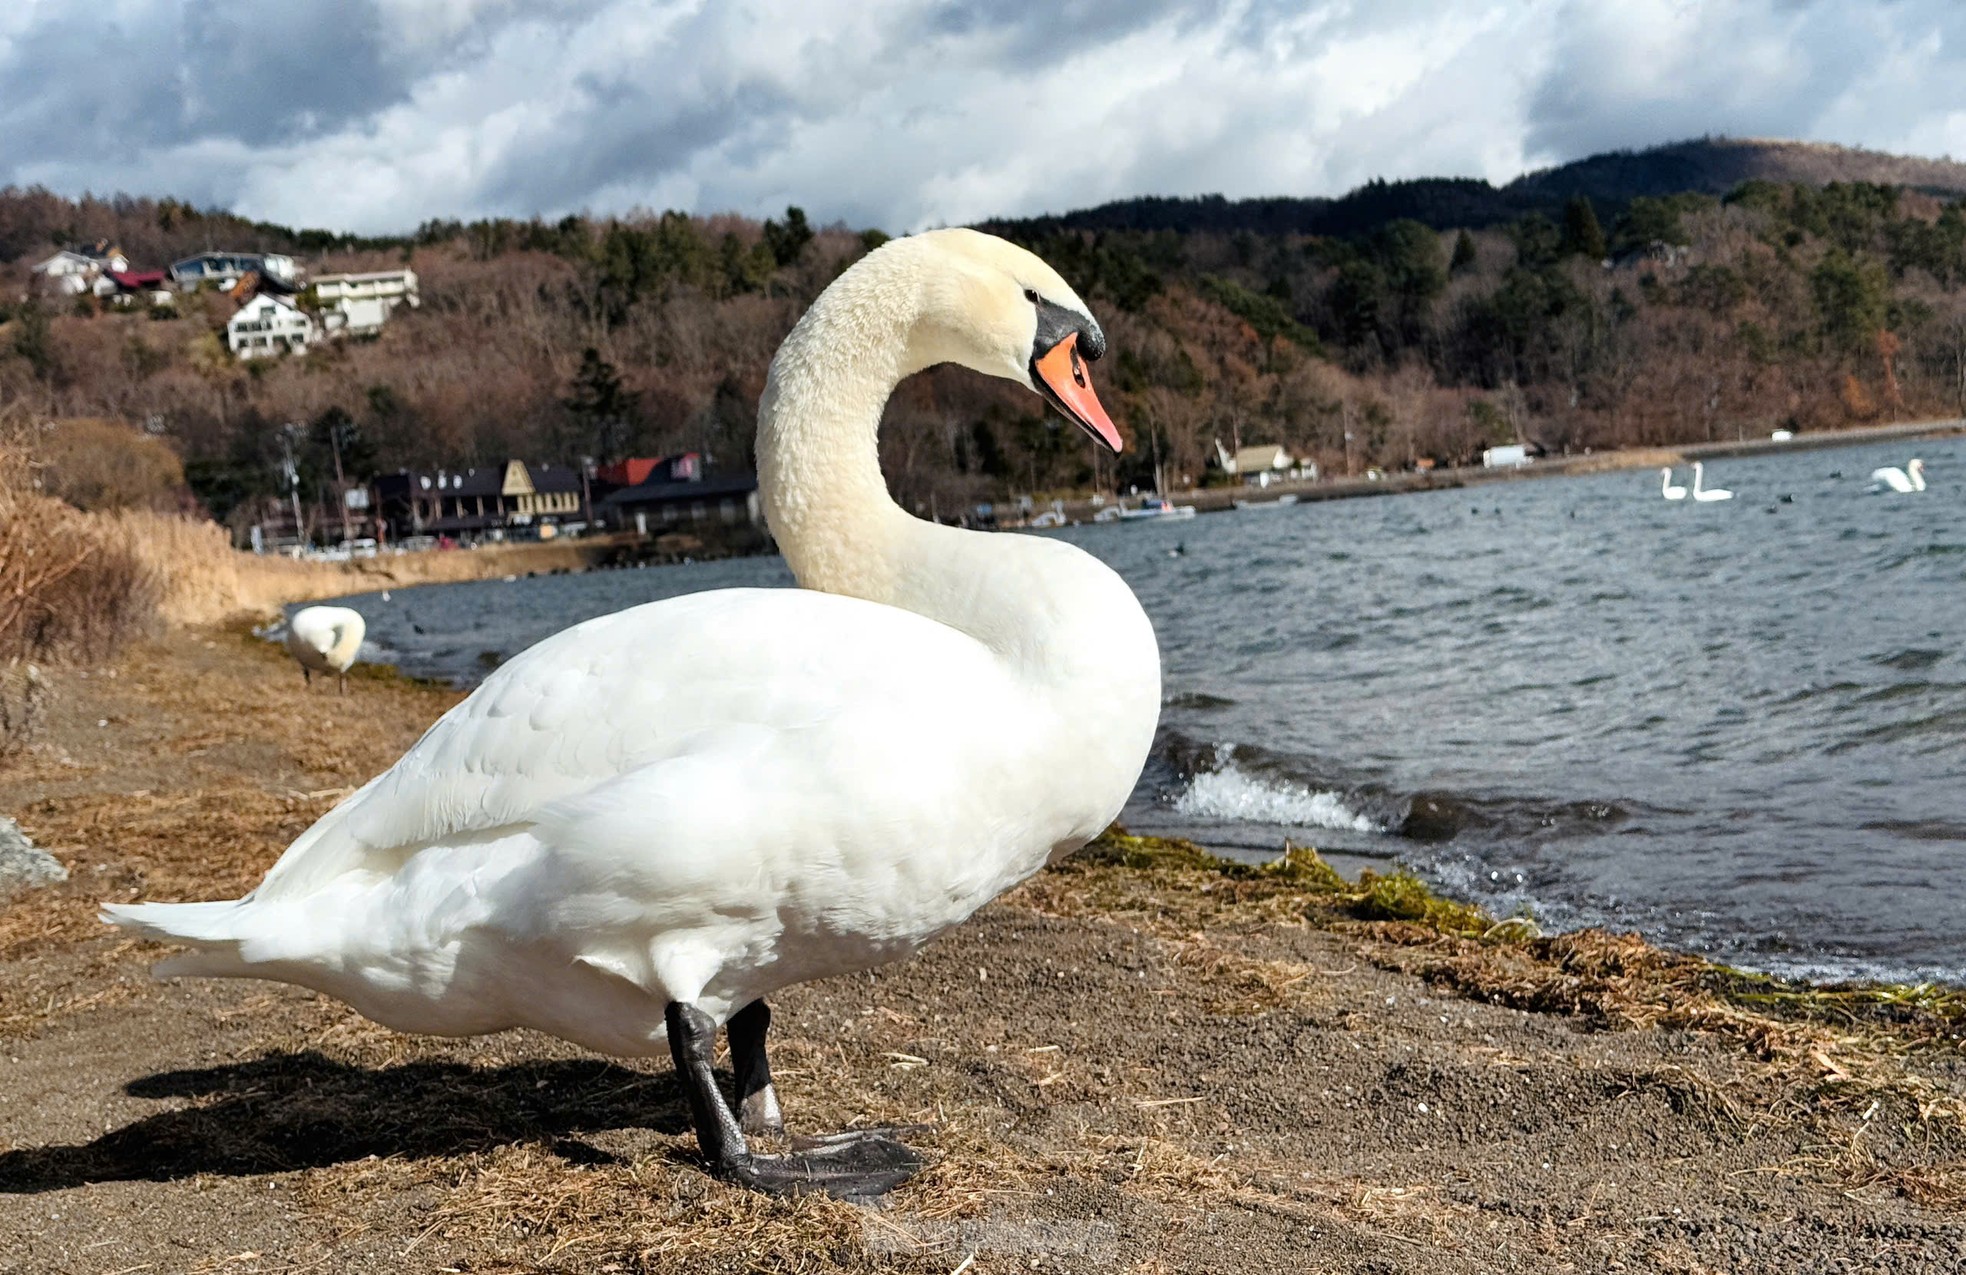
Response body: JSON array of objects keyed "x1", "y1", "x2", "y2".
[
  {"x1": 1870, "y1": 458, "x2": 1926, "y2": 493},
  {"x1": 1690, "y1": 462, "x2": 1733, "y2": 502},
  {"x1": 284, "y1": 605, "x2": 365, "y2": 694},
  {"x1": 1660, "y1": 468, "x2": 1687, "y2": 500}
]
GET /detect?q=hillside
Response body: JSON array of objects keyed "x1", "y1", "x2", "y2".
[
  {"x1": 990, "y1": 137, "x2": 1966, "y2": 238},
  {"x1": 6, "y1": 137, "x2": 1966, "y2": 536}
]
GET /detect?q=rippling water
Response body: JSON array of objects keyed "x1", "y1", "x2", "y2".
[{"x1": 314, "y1": 434, "x2": 1966, "y2": 985}]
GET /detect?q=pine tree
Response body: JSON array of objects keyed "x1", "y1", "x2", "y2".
[
  {"x1": 1450, "y1": 229, "x2": 1477, "y2": 273},
  {"x1": 1561, "y1": 196, "x2": 1607, "y2": 260},
  {"x1": 762, "y1": 205, "x2": 813, "y2": 268},
  {"x1": 563, "y1": 348, "x2": 641, "y2": 463}
]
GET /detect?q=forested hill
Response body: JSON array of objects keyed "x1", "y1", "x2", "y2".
[
  {"x1": 9, "y1": 137, "x2": 1966, "y2": 537},
  {"x1": 990, "y1": 138, "x2": 1966, "y2": 238}
]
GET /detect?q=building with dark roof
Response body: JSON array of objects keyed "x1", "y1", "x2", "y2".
[
  {"x1": 372, "y1": 460, "x2": 590, "y2": 541},
  {"x1": 595, "y1": 464, "x2": 760, "y2": 533}
]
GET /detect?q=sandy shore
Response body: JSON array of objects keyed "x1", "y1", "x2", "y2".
[{"x1": 1, "y1": 630, "x2": 1962, "y2": 1273}]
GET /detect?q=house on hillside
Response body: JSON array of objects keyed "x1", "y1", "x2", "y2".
[
  {"x1": 171, "y1": 251, "x2": 298, "y2": 293},
  {"x1": 371, "y1": 460, "x2": 589, "y2": 541},
  {"x1": 314, "y1": 268, "x2": 419, "y2": 338},
  {"x1": 100, "y1": 269, "x2": 173, "y2": 308},
  {"x1": 226, "y1": 293, "x2": 317, "y2": 359},
  {"x1": 31, "y1": 242, "x2": 129, "y2": 295}
]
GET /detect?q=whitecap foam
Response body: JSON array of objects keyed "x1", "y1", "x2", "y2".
[{"x1": 1171, "y1": 755, "x2": 1383, "y2": 834}]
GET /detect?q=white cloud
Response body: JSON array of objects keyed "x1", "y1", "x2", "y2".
[{"x1": 3, "y1": 0, "x2": 1966, "y2": 235}]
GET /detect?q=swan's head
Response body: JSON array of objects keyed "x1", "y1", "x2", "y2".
[
  {"x1": 896, "y1": 228, "x2": 1121, "y2": 452},
  {"x1": 1911, "y1": 458, "x2": 1926, "y2": 473}
]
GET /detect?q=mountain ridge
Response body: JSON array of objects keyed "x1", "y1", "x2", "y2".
[{"x1": 986, "y1": 137, "x2": 1966, "y2": 239}]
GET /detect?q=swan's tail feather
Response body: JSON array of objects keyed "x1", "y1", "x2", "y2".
[{"x1": 100, "y1": 899, "x2": 258, "y2": 977}]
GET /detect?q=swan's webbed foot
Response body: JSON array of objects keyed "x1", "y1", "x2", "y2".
[
  {"x1": 666, "y1": 1000, "x2": 927, "y2": 1201},
  {"x1": 729, "y1": 1131, "x2": 926, "y2": 1200}
]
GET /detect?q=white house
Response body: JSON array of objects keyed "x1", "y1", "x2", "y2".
[
  {"x1": 314, "y1": 268, "x2": 419, "y2": 337},
  {"x1": 31, "y1": 243, "x2": 130, "y2": 295},
  {"x1": 172, "y1": 251, "x2": 299, "y2": 293},
  {"x1": 227, "y1": 293, "x2": 317, "y2": 359},
  {"x1": 1215, "y1": 439, "x2": 1315, "y2": 486},
  {"x1": 312, "y1": 268, "x2": 418, "y2": 307}
]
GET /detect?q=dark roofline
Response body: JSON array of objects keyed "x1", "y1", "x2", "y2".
[{"x1": 597, "y1": 473, "x2": 758, "y2": 508}]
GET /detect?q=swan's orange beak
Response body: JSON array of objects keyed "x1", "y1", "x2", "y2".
[{"x1": 1033, "y1": 334, "x2": 1122, "y2": 453}]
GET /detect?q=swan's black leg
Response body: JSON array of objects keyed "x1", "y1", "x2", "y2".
[
  {"x1": 664, "y1": 1001, "x2": 925, "y2": 1200},
  {"x1": 727, "y1": 999, "x2": 784, "y2": 1135},
  {"x1": 302, "y1": 666, "x2": 312, "y2": 687},
  {"x1": 337, "y1": 671, "x2": 347, "y2": 696},
  {"x1": 666, "y1": 1001, "x2": 749, "y2": 1171}
]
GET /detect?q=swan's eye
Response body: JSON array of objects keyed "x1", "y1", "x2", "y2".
[{"x1": 1023, "y1": 288, "x2": 1040, "y2": 304}]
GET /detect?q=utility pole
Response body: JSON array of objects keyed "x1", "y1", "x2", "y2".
[
  {"x1": 328, "y1": 418, "x2": 349, "y2": 543},
  {"x1": 280, "y1": 422, "x2": 305, "y2": 549}
]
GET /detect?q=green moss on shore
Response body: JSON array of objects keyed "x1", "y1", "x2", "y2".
[{"x1": 1076, "y1": 826, "x2": 1966, "y2": 1049}]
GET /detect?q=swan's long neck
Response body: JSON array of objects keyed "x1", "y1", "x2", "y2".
[
  {"x1": 755, "y1": 245, "x2": 1152, "y2": 688},
  {"x1": 756, "y1": 272, "x2": 915, "y2": 603}
]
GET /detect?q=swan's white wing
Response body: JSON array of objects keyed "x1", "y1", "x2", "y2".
[{"x1": 253, "y1": 587, "x2": 1007, "y2": 901}]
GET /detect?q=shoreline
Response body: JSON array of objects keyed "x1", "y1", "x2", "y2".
[
  {"x1": 246, "y1": 418, "x2": 1966, "y2": 619},
  {"x1": 1055, "y1": 415, "x2": 1966, "y2": 520},
  {"x1": 0, "y1": 628, "x2": 1960, "y2": 1269}
]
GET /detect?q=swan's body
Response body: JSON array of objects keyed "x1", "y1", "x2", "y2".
[
  {"x1": 1870, "y1": 458, "x2": 1926, "y2": 493},
  {"x1": 103, "y1": 230, "x2": 1158, "y2": 1197},
  {"x1": 284, "y1": 605, "x2": 365, "y2": 693},
  {"x1": 1690, "y1": 462, "x2": 1733, "y2": 502},
  {"x1": 1660, "y1": 468, "x2": 1687, "y2": 500}
]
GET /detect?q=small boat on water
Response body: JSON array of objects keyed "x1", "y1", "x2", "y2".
[
  {"x1": 1119, "y1": 497, "x2": 1197, "y2": 521},
  {"x1": 1233, "y1": 494, "x2": 1299, "y2": 510}
]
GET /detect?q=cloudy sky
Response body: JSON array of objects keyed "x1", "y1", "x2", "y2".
[{"x1": 5, "y1": 0, "x2": 1966, "y2": 235}]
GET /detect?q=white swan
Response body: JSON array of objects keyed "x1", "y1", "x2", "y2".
[
  {"x1": 1870, "y1": 458, "x2": 1926, "y2": 493},
  {"x1": 1660, "y1": 468, "x2": 1687, "y2": 500},
  {"x1": 284, "y1": 605, "x2": 365, "y2": 694},
  {"x1": 102, "y1": 230, "x2": 1161, "y2": 1199},
  {"x1": 1690, "y1": 462, "x2": 1733, "y2": 502}
]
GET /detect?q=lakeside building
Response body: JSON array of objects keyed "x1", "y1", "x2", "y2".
[
  {"x1": 1215, "y1": 440, "x2": 1316, "y2": 486},
  {"x1": 371, "y1": 460, "x2": 590, "y2": 541},
  {"x1": 226, "y1": 293, "x2": 317, "y2": 359},
  {"x1": 594, "y1": 455, "x2": 760, "y2": 533},
  {"x1": 30, "y1": 241, "x2": 129, "y2": 295},
  {"x1": 171, "y1": 251, "x2": 299, "y2": 293}
]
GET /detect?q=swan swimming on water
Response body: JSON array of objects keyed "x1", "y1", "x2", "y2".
[
  {"x1": 1870, "y1": 458, "x2": 1926, "y2": 493},
  {"x1": 283, "y1": 605, "x2": 365, "y2": 694},
  {"x1": 1660, "y1": 468, "x2": 1687, "y2": 500},
  {"x1": 101, "y1": 230, "x2": 1161, "y2": 1200},
  {"x1": 1690, "y1": 462, "x2": 1733, "y2": 502}
]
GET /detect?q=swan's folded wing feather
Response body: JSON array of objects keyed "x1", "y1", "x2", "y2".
[{"x1": 251, "y1": 588, "x2": 997, "y2": 901}]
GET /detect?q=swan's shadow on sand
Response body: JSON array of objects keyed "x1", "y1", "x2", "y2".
[{"x1": 0, "y1": 1051, "x2": 691, "y2": 1194}]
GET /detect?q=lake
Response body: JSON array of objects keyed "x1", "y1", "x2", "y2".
[{"x1": 312, "y1": 434, "x2": 1966, "y2": 985}]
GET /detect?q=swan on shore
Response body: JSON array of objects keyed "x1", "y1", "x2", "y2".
[
  {"x1": 283, "y1": 606, "x2": 365, "y2": 694},
  {"x1": 101, "y1": 230, "x2": 1161, "y2": 1200},
  {"x1": 1870, "y1": 458, "x2": 1926, "y2": 493},
  {"x1": 1691, "y1": 462, "x2": 1733, "y2": 502},
  {"x1": 1660, "y1": 468, "x2": 1687, "y2": 500}
]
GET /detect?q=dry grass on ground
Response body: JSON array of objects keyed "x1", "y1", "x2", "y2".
[{"x1": 0, "y1": 630, "x2": 1962, "y2": 1272}]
